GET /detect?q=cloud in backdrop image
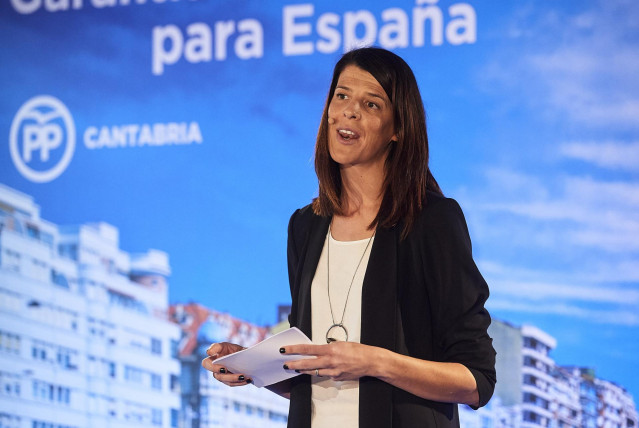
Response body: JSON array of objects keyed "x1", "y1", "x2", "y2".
[{"x1": 0, "y1": 0, "x2": 637, "y2": 427}]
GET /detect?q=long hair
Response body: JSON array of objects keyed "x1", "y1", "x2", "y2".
[{"x1": 312, "y1": 47, "x2": 442, "y2": 238}]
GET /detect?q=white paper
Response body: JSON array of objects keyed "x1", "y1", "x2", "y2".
[{"x1": 213, "y1": 327, "x2": 315, "y2": 387}]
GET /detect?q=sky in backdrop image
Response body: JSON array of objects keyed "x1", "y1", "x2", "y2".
[{"x1": 1, "y1": 0, "x2": 638, "y2": 400}]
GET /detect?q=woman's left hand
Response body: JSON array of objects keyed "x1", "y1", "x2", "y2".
[
  {"x1": 283, "y1": 342, "x2": 480, "y2": 406},
  {"x1": 282, "y1": 342, "x2": 381, "y2": 381}
]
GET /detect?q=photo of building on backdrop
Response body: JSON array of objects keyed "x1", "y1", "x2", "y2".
[{"x1": 1, "y1": 0, "x2": 638, "y2": 427}]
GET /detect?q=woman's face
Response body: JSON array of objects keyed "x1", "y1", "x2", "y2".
[{"x1": 327, "y1": 65, "x2": 397, "y2": 171}]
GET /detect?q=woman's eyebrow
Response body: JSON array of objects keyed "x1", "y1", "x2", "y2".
[
  {"x1": 367, "y1": 92, "x2": 386, "y2": 101},
  {"x1": 336, "y1": 85, "x2": 387, "y2": 102}
]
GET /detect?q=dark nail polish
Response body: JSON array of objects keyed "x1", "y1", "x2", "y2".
[
  {"x1": 246, "y1": 378, "x2": 253, "y2": 384},
  {"x1": 219, "y1": 368, "x2": 226, "y2": 374},
  {"x1": 283, "y1": 364, "x2": 289, "y2": 370},
  {"x1": 239, "y1": 375, "x2": 245, "y2": 381},
  {"x1": 279, "y1": 347, "x2": 286, "y2": 354}
]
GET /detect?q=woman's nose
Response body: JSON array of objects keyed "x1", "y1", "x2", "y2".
[{"x1": 343, "y1": 102, "x2": 361, "y2": 119}]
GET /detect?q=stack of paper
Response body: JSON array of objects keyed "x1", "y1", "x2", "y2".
[{"x1": 213, "y1": 327, "x2": 315, "y2": 387}]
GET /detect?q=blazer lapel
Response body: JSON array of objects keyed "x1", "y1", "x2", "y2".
[
  {"x1": 296, "y1": 214, "x2": 330, "y2": 338},
  {"x1": 360, "y1": 224, "x2": 399, "y2": 427},
  {"x1": 288, "y1": 214, "x2": 330, "y2": 428},
  {"x1": 361, "y1": 224, "x2": 399, "y2": 348}
]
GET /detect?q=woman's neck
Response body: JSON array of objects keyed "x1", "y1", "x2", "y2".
[
  {"x1": 340, "y1": 164, "x2": 384, "y2": 216},
  {"x1": 331, "y1": 164, "x2": 384, "y2": 241}
]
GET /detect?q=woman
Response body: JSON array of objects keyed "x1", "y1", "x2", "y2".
[{"x1": 203, "y1": 47, "x2": 496, "y2": 428}]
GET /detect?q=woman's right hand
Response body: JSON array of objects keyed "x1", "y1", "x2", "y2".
[{"x1": 201, "y1": 342, "x2": 252, "y2": 386}]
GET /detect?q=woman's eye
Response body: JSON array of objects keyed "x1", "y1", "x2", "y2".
[
  {"x1": 336, "y1": 93, "x2": 347, "y2": 100},
  {"x1": 367, "y1": 102, "x2": 379, "y2": 109}
]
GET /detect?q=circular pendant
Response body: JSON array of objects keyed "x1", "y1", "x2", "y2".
[{"x1": 326, "y1": 323, "x2": 348, "y2": 343}]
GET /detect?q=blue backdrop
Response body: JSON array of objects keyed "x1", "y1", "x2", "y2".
[{"x1": 2, "y1": 0, "x2": 638, "y2": 401}]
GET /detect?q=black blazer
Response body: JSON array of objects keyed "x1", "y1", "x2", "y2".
[{"x1": 286, "y1": 193, "x2": 496, "y2": 428}]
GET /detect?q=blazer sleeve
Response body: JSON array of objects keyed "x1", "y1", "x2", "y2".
[
  {"x1": 286, "y1": 204, "x2": 317, "y2": 328},
  {"x1": 419, "y1": 197, "x2": 497, "y2": 409},
  {"x1": 287, "y1": 208, "x2": 302, "y2": 327}
]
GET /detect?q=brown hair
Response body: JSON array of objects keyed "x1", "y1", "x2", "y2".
[{"x1": 312, "y1": 47, "x2": 442, "y2": 238}]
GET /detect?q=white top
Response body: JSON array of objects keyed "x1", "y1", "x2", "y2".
[{"x1": 310, "y1": 230, "x2": 374, "y2": 428}]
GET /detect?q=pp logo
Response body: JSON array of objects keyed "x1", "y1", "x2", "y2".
[{"x1": 9, "y1": 95, "x2": 76, "y2": 183}]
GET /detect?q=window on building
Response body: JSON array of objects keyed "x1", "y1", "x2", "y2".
[
  {"x1": 124, "y1": 366, "x2": 143, "y2": 383},
  {"x1": 0, "y1": 372, "x2": 21, "y2": 398},
  {"x1": 151, "y1": 373, "x2": 162, "y2": 390},
  {"x1": 31, "y1": 380, "x2": 71, "y2": 407},
  {"x1": 0, "y1": 412, "x2": 21, "y2": 428},
  {"x1": 3, "y1": 248, "x2": 21, "y2": 272},
  {"x1": 58, "y1": 243, "x2": 78, "y2": 261},
  {"x1": 523, "y1": 411, "x2": 540, "y2": 423},
  {"x1": 170, "y1": 409, "x2": 178, "y2": 428},
  {"x1": 170, "y1": 339, "x2": 179, "y2": 358},
  {"x1": 0, "y1": 330, "x2": 21, "y2": 355},
  {"x1": 151, "y1": 338, "x2": 162, "y2": 355},
  {"x1": 107, "y1": 398, "x2": 117, "y2": 418},
  {"x1": 36, "y1": 383, "x2": 45, "y2": 402},
  {"x1": 51, "y1": 270, "x2": 70, "y2": 289},
  {"x1": 40, "y1": 231, "x2": 54, "y2": 248},
  {"x1": 0, "y1": 288, "x2": 22, "y2": 313},
  {"x1": 170, "y1": 374, "x2": 179, "y2": 392},
  {"x1": 27, "y1": 258, "x2": 49, "y2": 283},
  {"x1": 152, "y1": 409, "x2": 162, "y2": 426},
  {"x1": 269, "y1": 411, "x2": 288, "y2": 422},
  {"x1": 108, "y1": 290, "x2": 148, "y2": 314},
  {"x1": 0, "y1": 412, "x2": 22, "y2": 428},
  {"x1": 26, "y1": 224, "x2": 40, "y2": 239}
]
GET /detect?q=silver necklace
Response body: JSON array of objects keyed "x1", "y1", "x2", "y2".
[{"x1": 325, "y1": 225, "x2": 375, "y2": 343}]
